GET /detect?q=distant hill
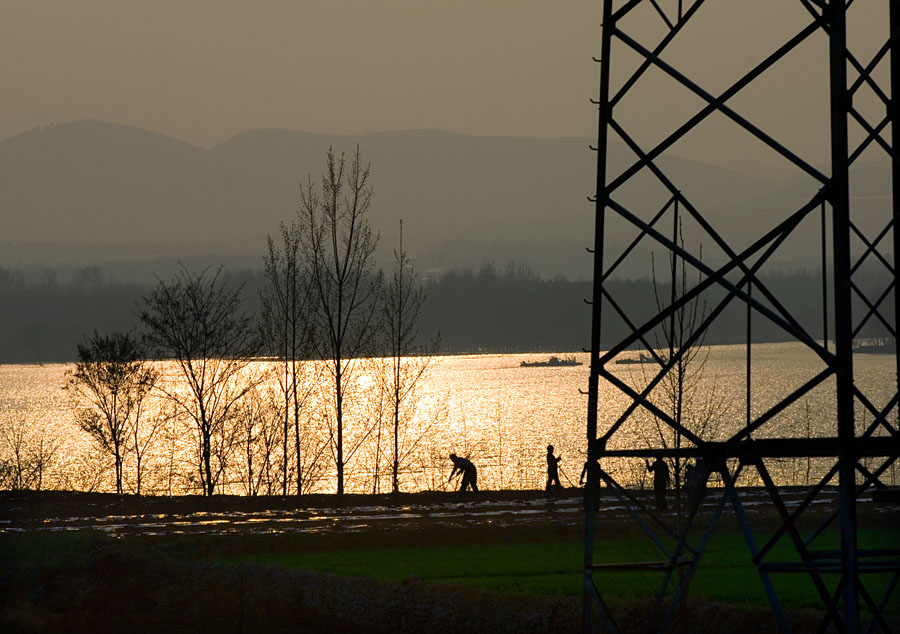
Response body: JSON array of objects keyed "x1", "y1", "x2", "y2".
[{"x1": 0, "y1": 120, "x2": 890, "y2": 280}]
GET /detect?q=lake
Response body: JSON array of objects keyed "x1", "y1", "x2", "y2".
[{"x1": 0, "y1": 342, "x2": 897, "y2": 494}]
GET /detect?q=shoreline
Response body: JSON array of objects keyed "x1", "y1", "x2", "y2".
[
  {"x1": 5, "y1": 337, "x2": 897, "y2": 366},
  {"x1": 3, "y1": 485, "x2": 896, "y2": 540}
]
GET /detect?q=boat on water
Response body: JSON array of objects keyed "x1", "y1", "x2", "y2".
[
  {"x1": 614, "y1": 353, "x2": 656, "y2": 365},
  {"x1": 520, "y1": 355, "x2": 582, "y2": 367},
  {"x1": 853, "y1": 339, "x2": 896, "y2": 354}
]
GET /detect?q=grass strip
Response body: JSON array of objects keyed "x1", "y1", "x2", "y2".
[{"x1": 222, "y1": 529, "x2": 900, "y2": 611}]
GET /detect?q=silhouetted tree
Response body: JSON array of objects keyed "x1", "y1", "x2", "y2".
[
  {"x1": 139, "y1": 266, "x2": 259, "y2": 496},
  {"x1": 632, "y1": 225, "x2": 725, "y2": 524},
  {"x1": 232, "y1": 381, "x2": 278, "y2": 496},
  {"x1": 0, "y1": 415, "x2": 59, "y2": 490},
  {"x1": 260, "y1": 219, "x2": 323, "y2": 495},
  {"x1": 300, "y1": 146, "x2": 381, "y2": 495},
  {"x1": 129, "y1": 400, "x2": 167, "y2": 495},
  {"x1": 382, "y1": 221, "x2": 440, "y2": 493},
  {"x1": 67, "y1": 331, "x2": 158, "y2": 494}
]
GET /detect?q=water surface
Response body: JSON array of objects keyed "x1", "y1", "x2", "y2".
[{"x1": 1, "y1": 343, "x2": 896, "y2": 494}]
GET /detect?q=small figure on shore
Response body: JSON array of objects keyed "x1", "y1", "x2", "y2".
[
  {"x1": 646, "y1": 455, "x2": 670, "y2": 511},
  {"x1": 685, "y1": 458, "x2": 709, "y2": 513},
  {"x1": 546, "y1": 445, "x2": 563, "y2": 493},
  {"x1": 449, "y1": 453, "x2": 478, "y2": 493},
  {"x1": 580, "y1": 449, "x2": 601, "y2": 512}
]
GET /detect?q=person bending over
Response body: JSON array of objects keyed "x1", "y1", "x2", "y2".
[{"x1": 448, "y1": 453, "x2": 478, "y2": 493}]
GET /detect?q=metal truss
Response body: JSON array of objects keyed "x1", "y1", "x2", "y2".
[{"x1": 585, "y1": 1, "x2": 900, "y2": 632}]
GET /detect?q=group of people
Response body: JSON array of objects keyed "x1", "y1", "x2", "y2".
[
  {"x1": 645, "y1": 456, "x2": 709, "y2": 511},
  {"x1": 448, "y1": 448, "x2": 710, "y2": 513},
  {"x1": 448, "y1": 445, "x2": 570, "y2": 494}
]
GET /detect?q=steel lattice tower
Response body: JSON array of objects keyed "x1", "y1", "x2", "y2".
[{"x1": 584, "y1": 2, "x2": 900, "y2": 632}]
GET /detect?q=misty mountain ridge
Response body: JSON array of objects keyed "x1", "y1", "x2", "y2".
[{"x1": 0, "y1": 119, "x2": 890, "y2": 281}]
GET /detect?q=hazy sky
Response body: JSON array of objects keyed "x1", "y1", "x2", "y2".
[
  {"x1": 2, "y1": 1, "x2": 604, "y2": 144},
  {"x1": 0, "y1": 1, "x2": 885, "y2": 165}
]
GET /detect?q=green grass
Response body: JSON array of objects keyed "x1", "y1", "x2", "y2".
[
  {"x1": 0, "y1": 530, "x2": 99, "y2": 570},
  {"x1": 3, "y1": 528, "x2": 896, "y2": 613},
  {"x1": 222, "y1": 529, "x2": 900, "y2": 611}
]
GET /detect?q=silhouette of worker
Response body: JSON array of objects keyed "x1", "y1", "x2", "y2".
[
  {"x1": 580, "y1": 451, "x2": 601, "y2": 512},
  {"x1": 546, "y1": 444, "x2": 563, "y2": 493},
  {"x1": 448, "y1": 453, "x2": 478, "y2": 492},
  {"x1": 685, "y1": 458, "x2": 709, "y2": 512},
  {"x1": 646, "y1": 455, "x2": 670, "y2": 511}
]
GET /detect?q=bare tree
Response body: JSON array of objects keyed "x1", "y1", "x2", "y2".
[
  {"x1": 128, "y1": 399, "x2": 167, "y2": 496},
  {"x1": 632, "y1": 226, "x2": 726, "y2": 522},
  {"x1": 67, "y1": 331, "x2": 158, "y2": 494},
  {"x1": 0, "y1": 414, "x2": 59, "y2": 490},
  {"x1": 300, "y1": 146, "x2": 381, "y2": 495},
  {"x1": 362, "y1": 358, "x2": 391, "y2": 494},
  {"x1": 293, "y1": 377, "x2": 331, "y2": 495},
  {"x1": 645, "y1": 250, "x2": 722, "y2": 492},
  {"x1": 256, "y1": 384, "x2": 285, "y2": 495},
  {"x1": 382, "y1": 220, "x2": 440, "y2": 493},
  {"x1": 260, "y1": 219, "x2": 320, "y2": 495},
  {"x1": 232, "y1": 382, "x2": 275, "y2": 496},
  {"x1": 139, "y1": 265, "x2": 259, "y2": 496}
]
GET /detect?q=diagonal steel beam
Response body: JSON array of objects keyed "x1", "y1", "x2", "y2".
[
  {"x1": 607, "y1": 117, "x2": 824, "y2": 341},
  {"x1": 610, "y1": 0, "x2": 707, "y2": 108},
  {"x1": 609, "y1": 19, "x2": 828, "y2": 190}
]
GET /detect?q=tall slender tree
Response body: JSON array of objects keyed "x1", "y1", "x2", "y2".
[
  {"x1": 300, "y1": 146, "x2": 381, "y2": 495},
  {"x1": 260, "y1": 219, "x2": 321, "y2": 495},
  {"x1": 382, "y1": 220, "x2": 440, "y2": 493},
  {"x1": 139, "y1": 265, "x2": 259, "y2": 496},
  {"x1": 633, "y1": 223, "x2": 725, "y2": 524}
]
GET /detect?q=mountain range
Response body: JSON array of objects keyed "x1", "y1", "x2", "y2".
[{"x1": 0, "y1": 119, "x2": 890, "y2": 281}]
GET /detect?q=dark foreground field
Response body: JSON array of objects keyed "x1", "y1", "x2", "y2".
[{"x1": 1, "y1": 488, "x2": 898, "y2": 633}]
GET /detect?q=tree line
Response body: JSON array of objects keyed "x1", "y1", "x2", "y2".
[
  {"x1": 0, "y1": 262, "x2": 866, "y2": 364},
  {"x1": 3, "y1": 147, "x2": 441, "y2": 497}
]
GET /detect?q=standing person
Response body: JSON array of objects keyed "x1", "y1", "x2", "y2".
[
  {"x1": 646, "y1": 455, "x2": 670, "y2": 511},
  {"x1": 448, "y1": 453, "x2": 478, "y2": 493},
  {"x1": 685, "y1": 458, "x2": 709, "y2": 513},
  {"x1": 580, "y1": 448, "x2": 601, "y2": 512},
  {"x1": 546, "y1": 445, "x2": 563, "y2": 493}
]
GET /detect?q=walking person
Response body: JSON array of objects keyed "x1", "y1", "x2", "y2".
[
  {"x1": 448, "y1": 453, "x2": 478, "y2": 493},
  {"x1": 546, "y1": 444, "x2": 563, "y2": 493},
  {"x1": 646, "y1": 455, "x2": 670, "y2": 511}
]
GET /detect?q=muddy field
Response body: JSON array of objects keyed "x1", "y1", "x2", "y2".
[
  {"x1": 5, "y1": 485, "x2": 894, "y2": 539},
  {"x1": 1, "y1": 487, "x2": 898, "y2": 633}
]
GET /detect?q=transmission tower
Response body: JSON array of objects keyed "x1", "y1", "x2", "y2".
[{"x1": 585, "y1": 2, "x2": 900, "y2": 632}]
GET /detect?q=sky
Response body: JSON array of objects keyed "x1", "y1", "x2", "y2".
[
  {"x1": 1, "y1": 1, "x2": 604, "y2": 145},
  {"x1": 0, "y1": 1, "x2": 887, "y2": 166}
]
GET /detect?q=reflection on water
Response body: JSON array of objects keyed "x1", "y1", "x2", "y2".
[{"x1": 0, "y1": 343, "x2": 897, "y2": 494}]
